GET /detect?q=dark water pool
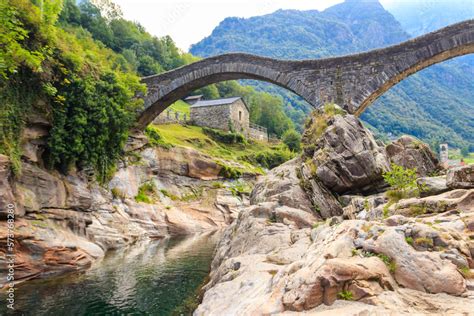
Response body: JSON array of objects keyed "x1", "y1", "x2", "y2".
[{"x1": 1, "y1": 232, "x2": 219, "y2": 316}]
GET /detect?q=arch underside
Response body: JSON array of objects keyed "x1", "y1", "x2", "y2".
[
  {"x1": 354, "y1": 44, "x2": 474, "y2": 116},
  {"x1": 137, "y1": 70, "x2": 315, "y2": 129}
]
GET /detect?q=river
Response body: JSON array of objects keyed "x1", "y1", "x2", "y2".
[{"x1": 1, "y1": 232, "x2": 219, "y2": 315}]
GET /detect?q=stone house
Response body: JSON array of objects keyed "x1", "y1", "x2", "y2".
[{"x1": 189, "y1": 96, "x2": 267, "y2": 141}]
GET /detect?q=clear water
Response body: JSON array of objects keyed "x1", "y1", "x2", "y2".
[{"x1": 0, "y1": 232, "x2": 219, "y2": 316}]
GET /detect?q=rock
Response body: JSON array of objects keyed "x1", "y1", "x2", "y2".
[
  {"x1": 124, "y1": 132, "x2": 149, "y2": 152},
  {"x1": 299, "y1": 161, "x2": 343, "y2": 219},
  {"x1": 304, "y1": 114, "x2": 390, "y2": 194},
  {"x1": 0, "y1": 155, "x2": 23, "y2": 218},
  {"x1": 390, "y1": 189, "x2": 474, "y2": 216},
  {"x1": 341, "y1": 193, "x2": 387, "y2": 220},
  {"x1": 16, "y1": 163, "x2": 67, "y2": 212},
  {"x1": 417, "y1": 176, "x2": 449, "y2": 197},
  {"x1": 365, "y1": 228, "x2": 466, "y2": 295},
  {"x1": 386, "y1": 135, "x2": 439, "y2": 176},
  {"x1": 447, "y1": 165, "x2": 474, "y2": 189},
  {"x1": 250, "y1": 158, "x2": 313, "y2": 213},
  {"x1": 20, "y1": 124, "x2": 49, "y2": 163},
  {"x1": 64, "y1": 176, "x2": 92, "y2": 211}
]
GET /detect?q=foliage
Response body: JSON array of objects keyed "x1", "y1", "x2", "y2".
[
  {"x1": 229, "y1": 180, "x2": 252, "y2": 197},
  {"x1": 145, "y1": 126, "x2": 173, "y2": 149},
  {"x1": 337, "y1": 290, "x2": 353, "y2": 301},
  {"x1": 135, "y1": 182, "x2": 157, "y2": 203},
  {"x1": 405, "y1": 236, "x2": 414, "y2": 246},
  {"x1": 242, "y1": 148, "x2": 294, "y2": 170},
  {"x1": 281, "y1": 129, "x2": 301, "y2": 152},
  {"x1": 202, "y1": 127, "x2": 246, "y2": 144},
  {"x1": 218, "y1": 164, "x2": 242, "y2": 179},
  {"x1": 458, "y1": 266, "x2": 473, "y2": 279},
  {"x1": 111, "y1": 187, "x2": 126, "y2": 200},
  {"x1": 383, "y1": 163, "x2": 419, "y2": 198}
]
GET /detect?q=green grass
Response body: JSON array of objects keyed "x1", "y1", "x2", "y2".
[
  {"x1": 464, "y1": 153, "x2": 474, "y2": 164},
  {"x1": 150, "y1": 124, "x2": 293, "y2": 174},
  {"x1": 168, "y1": 100, "x2": 190, "y2": 116}
]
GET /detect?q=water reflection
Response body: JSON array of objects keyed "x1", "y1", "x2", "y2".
[{"x1": 0, "y1": 232, "x2": 219, "y2": 316}]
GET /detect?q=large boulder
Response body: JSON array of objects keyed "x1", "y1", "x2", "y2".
[
  {"x1": 364, "y1": 228, "x2": 466, "y2": 295},
  {"x1": 299, "y1": 161, "x2": 343, "y2": 219},
  {"x1": 447, "y1": 165, "x2": 474, "y2": 189},
  {"x1": 386, "y1": 135, "x2": 439, "y2": 176},
  {"x1": 303, "y1": 114, "x2": 390, "y2": 194},
  {"x1": 250, "y1": 158, "x2": 314, "y2": 214},
  {"x1": 417, "y1": 176, "x2": 449, "y2": 197}
]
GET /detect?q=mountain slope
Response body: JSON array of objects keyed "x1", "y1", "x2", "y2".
[{"x1": 190, "y1": 0, "x2": 474, "y2": 150}]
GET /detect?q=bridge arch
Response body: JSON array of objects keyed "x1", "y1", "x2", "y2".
[
  {"x1": 137, "y1": 54, "x2": 316, "y2": 129},
  {"x1": 137, "y1": 19, "x2": 474, "y2": 130}
]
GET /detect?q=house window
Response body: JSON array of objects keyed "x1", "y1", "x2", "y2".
[{"x1": 239, "y1": 111, "x2": 242, "y2": 121}]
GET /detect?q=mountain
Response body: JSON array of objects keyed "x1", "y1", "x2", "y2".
[{"x1": 190, "y1": 0, "x2": 474, "y2": 150}]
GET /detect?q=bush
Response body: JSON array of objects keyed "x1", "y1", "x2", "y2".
[
  {"x1": 202, "y1": 127, "x2": 246, "y2": 144},
  {"x1": 145, "y1": 126, "x2": 173, "y2": 149},
  {"x1": 135, "y1": 182, "x2": 158, "y2": 204},
  {"x1": 281, "y1": 129, "x2": 301, "y2": 152},
  {"x1": 337, "y1": 290, "x2": 353, "y2": 301},
  {"x1": 242, "y1": 148, "x2": 294, "y2": 169},
  {"x1": 218, "y1": 163, "x2": 242, "y2": 179},
  {"x1": 383, "y1": 163, "x2": 419, "y2": 202}
]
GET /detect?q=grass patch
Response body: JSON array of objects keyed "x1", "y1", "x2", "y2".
[
  {"x1": 160, "y1": 189, "x2": 179, "y2": 201},
  {"x1": 135, "y1": 182, "x2": 158, "y2": 204},
  {"x1": 168, "y1": 100, "x2": 190, "y2": 116},
  {"x1": 405, "y1": 236, "x2": 414, "y2": 246},
  {"x1": 111, "y1": 187, "x2": 126, "y2": 200},
  {"x1": 414, "y1": 237, "x2": 433, "y2": 248},
  {"x1": 229, "y1": 181, "x2": 252, "y2": 197},
  {"x1": 151, "y1": 124, "x2": 292, "y2": 174},
  {"x1": 145, "y1": 126, "x2": 174, "y2": 149},
  {"x1": 337, "y1": 290, "x2": 353, "y2": 301},
  {"x1": 458, "y1": 266, "x2": 474, "y2": 278}
]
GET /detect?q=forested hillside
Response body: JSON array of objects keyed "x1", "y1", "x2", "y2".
[
  {"x1": 0, "y1": 0, "x2": 295, "y2": 181},
  {"x1": 190, "y1": 0, "x2": 474, "y2": 151}
]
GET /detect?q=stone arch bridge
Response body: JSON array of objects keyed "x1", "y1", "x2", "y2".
[{"x1": 137, "y1": 19, "x2": 474, "y2": 130}]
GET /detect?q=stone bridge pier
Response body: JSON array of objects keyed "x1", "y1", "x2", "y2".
[{"x1": 137, "y1": 19, "x2": 474, "y2": 130}]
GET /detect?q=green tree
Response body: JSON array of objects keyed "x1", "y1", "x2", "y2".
[{"x1": 282, "y1": 129, "x2": 301, "y2": 152}]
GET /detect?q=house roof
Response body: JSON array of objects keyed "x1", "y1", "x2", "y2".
[
  {"x1": 190, "y1": 97, "x2": 249, "y2": 112},
  {"x1": 184, "y1": 95, "x2": 203, "y2": 101}
]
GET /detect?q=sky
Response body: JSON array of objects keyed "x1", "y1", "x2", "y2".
[{"x1": 114, "y1": 0, "x2": 390, "y2": 51}]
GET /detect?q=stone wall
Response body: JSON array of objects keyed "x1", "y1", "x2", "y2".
[
  {"x1": 228, "y1": 99, "x2": 249, "y2": 134},
  {"x1": 190, "y1": 104, "x2": 231, "y2": 131}
]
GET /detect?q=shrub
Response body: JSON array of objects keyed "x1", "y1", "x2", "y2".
[
  {"x1": 202, "y1": 127, "x2": 246, "y2": 144},
  {"x1": 323, "y1": 103, "x2": 346, "y2": 116},
  {"x1": 145, "y1": 126, "x2": 173, "y2": 149},
  {"x1": 281, "y1": 129, "x2": 301, "y2": 152},
  {"x1": 218, "y1": 163, "x2": 242, "y2": 179},
  {"x1": 229, "y1": 181, "x2": 252, "y2": 197},
  {"x1": 337, "y1": 290, "x2": 353, "y2": 300},
  {"x1": 242, "y1": 148, "x2": 294, "y2": 170},
  {"x1": 159, "y1": 189, "x2": 179, "y2": 201},
  {"x1": 405, "y1": 236, "x2": 414, "y2": 246},
  {"x1": 383, "y1": 163, "x2": 418, "y2": 195},
  {"x1": 414, "y1": 237, "x2": 433, "y2": 248},
  {"x1": 135, "y1": 182, "x2": 157, "y2": 204},
  {"x1": 111, "y1": 187, "x2": 126, "y2": 200}
]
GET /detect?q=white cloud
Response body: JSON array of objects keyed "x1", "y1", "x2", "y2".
[{"x1": 114, "y1": 0, "x2": 345, "y2": 51}]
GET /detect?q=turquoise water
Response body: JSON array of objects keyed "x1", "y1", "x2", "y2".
[{"x1": 0, "y1": 233, "x2": 218, "y2": 315}]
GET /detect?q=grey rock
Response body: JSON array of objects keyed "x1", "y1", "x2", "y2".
[
  {"x1": 447, "y1": 165, "x2": 474, "y2": 189},
  {"x1": 417, "y1": 176, "x2": 449, "y2": 197},
  {"x1": 386, "y1": 135, "x2": 439, "y2": 177}
]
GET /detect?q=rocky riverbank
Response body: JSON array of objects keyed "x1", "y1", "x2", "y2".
[
  {"x1": 0, "y1": 135, "x2": 249, "y2": 286},
  {"x1": 195, "y1": 109, "x2": 474, "y2": 315}
]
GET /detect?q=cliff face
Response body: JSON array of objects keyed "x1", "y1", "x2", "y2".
[
  {"x1": 0, "y1": 127, "x2": 249, "y2": 286},
  {"x1": 195, "y1": 110, "x2": 474, "y2": 315}
]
